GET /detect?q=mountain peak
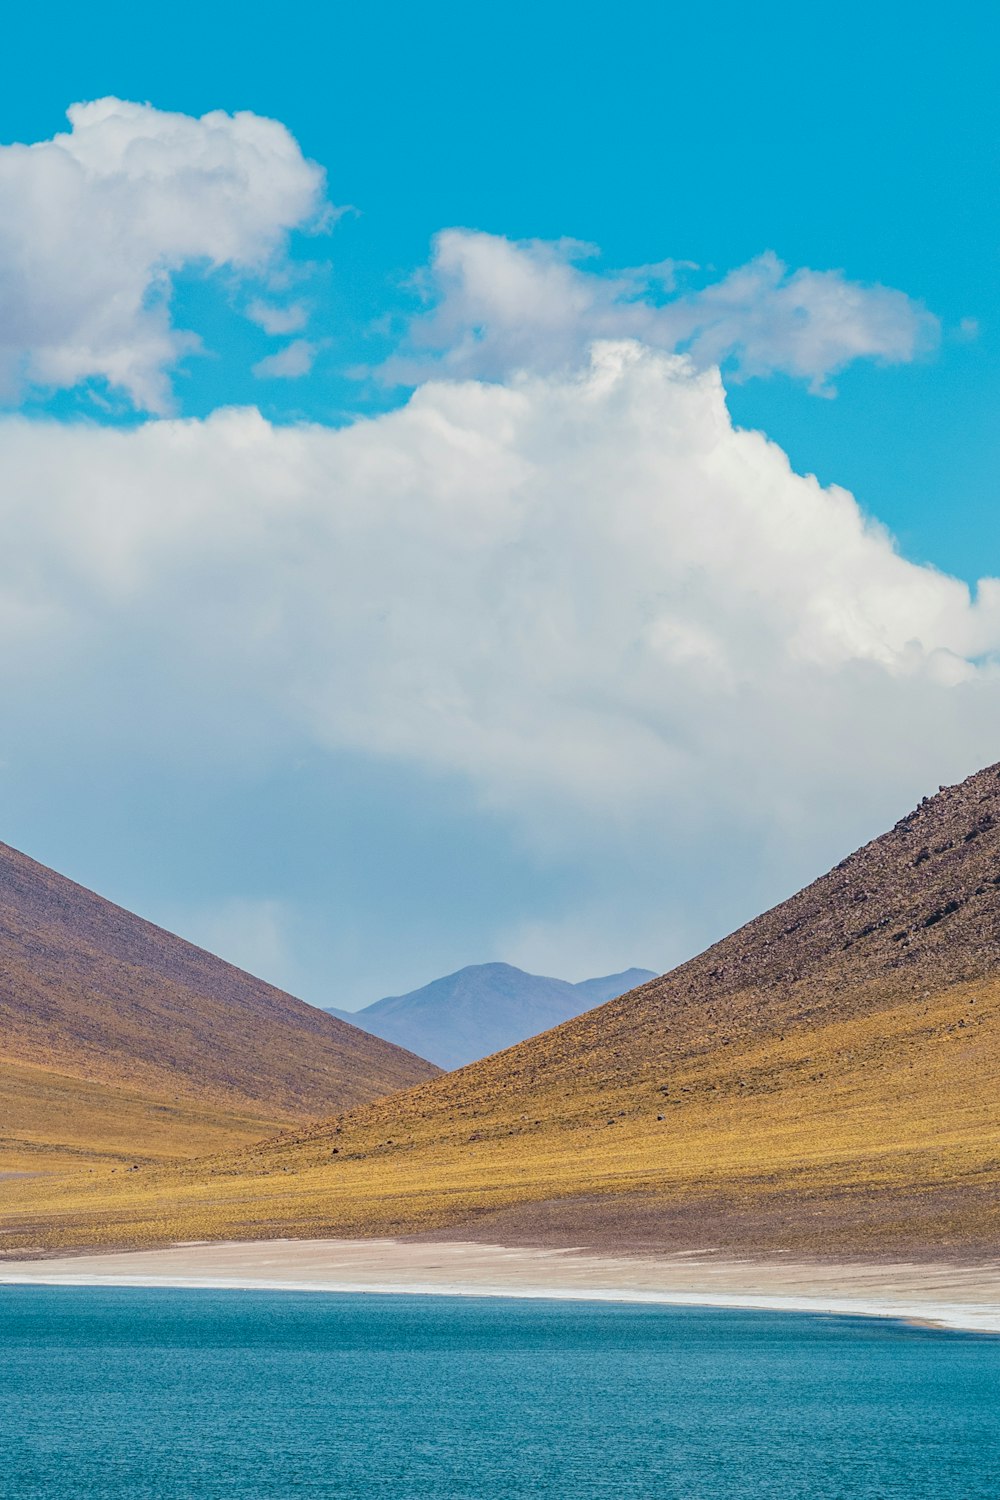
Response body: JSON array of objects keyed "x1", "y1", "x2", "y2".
[{"x1": 330, "y1": 961, "x2": 656, "y2": 1069}]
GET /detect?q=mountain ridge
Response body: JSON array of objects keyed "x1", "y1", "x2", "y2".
[{"x1": 326, "y1": 963, "x2": 657, "y2": 1068}]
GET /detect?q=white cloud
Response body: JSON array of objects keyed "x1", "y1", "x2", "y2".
[
  {"x1": 0, "y1": 99, "x2": 327, "y2": 411},
  {"x1": 252, "y1": 339, "x2": 318, "y2": 379},
  {"x1": 384, "y1": 231, "x2": 938, "y2": 393},
  {"x1": 246, "y1": 300, "x2": 310, "y2": 336},
  {"x1": 0, "y1": 341, "x2": 997, "y2": 980}
]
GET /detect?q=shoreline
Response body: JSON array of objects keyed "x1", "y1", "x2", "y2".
[
  {"x1": 4, "y1": 1271, "x2": 1000, "y2": 1334},
  {"x1": 3, "y1": 1238, "x2": 1000, "y2": 1334}
]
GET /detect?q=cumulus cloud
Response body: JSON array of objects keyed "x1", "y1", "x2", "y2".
[
  {"x1": 246, "y1": 299, "x2": 310, "y2": 336},
  {"x1": 0, "y1": 98, "x2": 327, "y2": 411},
  {"x1": 252, "y1": 339, "x2": 318, "y2": 379},
  {"x1": 385, "y1": 231, "x2": 939, "y2": 393},
  {"x1": 0, "y1": 343, "x2": 997, "y2": 975}
]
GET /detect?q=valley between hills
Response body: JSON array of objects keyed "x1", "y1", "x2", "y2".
[{"x1": 5, "y1": 764, "x2": 1000, "y2": 1260}]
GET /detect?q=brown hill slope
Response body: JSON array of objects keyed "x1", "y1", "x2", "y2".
[
  {"x1": 0, "y1": 840, "x2": 437, "y2": 1170},
  {"x1": 6, "y1": 764, "x2": 1000, "y2": 1254}
]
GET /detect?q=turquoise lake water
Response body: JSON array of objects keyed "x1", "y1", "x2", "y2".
[{"x1": 1, "y1": 1286, "x2": 998, "y2": 1498}]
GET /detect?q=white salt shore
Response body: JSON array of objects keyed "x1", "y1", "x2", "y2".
[{"x1": 2, "y1": 1238, "x2": 999, "y2": 1334}]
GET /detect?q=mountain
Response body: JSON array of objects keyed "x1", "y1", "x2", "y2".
[
  {"x1": 0, "y1": 840, "x2": 438, "y2": 1172},
  {"x1": 9, "y1": 762, "x2": 1000, "y2": 1256},
  {"x1": 326, "y1": 964, "x2": 657, "y2": 1068}
]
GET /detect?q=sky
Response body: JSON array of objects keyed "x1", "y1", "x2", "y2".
[{"x1": 0, "y1": 1, "x2": 997, "y2": 1008}]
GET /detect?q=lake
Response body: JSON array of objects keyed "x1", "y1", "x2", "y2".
[{"x1": 1, "y1": 1286, "x2": 997, "y2": 1498}]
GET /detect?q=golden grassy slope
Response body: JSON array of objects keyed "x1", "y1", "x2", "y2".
[
  {"x1": 0, "y1": 1057, "x2": 287, "y2": 1174},
  {"x1": 4, "y1": 973, "x2": 998, "y2": 1256}
]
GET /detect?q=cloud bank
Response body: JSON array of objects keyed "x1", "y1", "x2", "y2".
[
  {"x1": 0, "y1": 343, "x2": 996, "y2": 970},
  {"x1": 0, "y1": 99, "x2": 326, "y2": 410}
]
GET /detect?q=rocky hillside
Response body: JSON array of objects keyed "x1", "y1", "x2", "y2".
[{"x1": 0, "y1": 840, "x2": 437, "y2": 1169}]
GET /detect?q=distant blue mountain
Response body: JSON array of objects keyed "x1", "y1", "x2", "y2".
[{"x1": 326, "y1": 962, "x2": 657, "y2": 1070}]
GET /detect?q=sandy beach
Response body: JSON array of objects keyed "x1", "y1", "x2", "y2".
[{"x1": 2, "y1": 1238, "x2": 999, "y2": 1334}]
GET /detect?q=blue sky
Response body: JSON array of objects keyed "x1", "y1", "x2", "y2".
[{"x1": 0, "y1": 2, "x2": 997, "y2": 1006}]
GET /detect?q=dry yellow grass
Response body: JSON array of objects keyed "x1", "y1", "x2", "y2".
[
  {"x1": 4, "y1": 975, "x2": 998, "y2": 1256},
  {"x1": 0, "y1": 1056, "x2": 286, "y2": 1174}
]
